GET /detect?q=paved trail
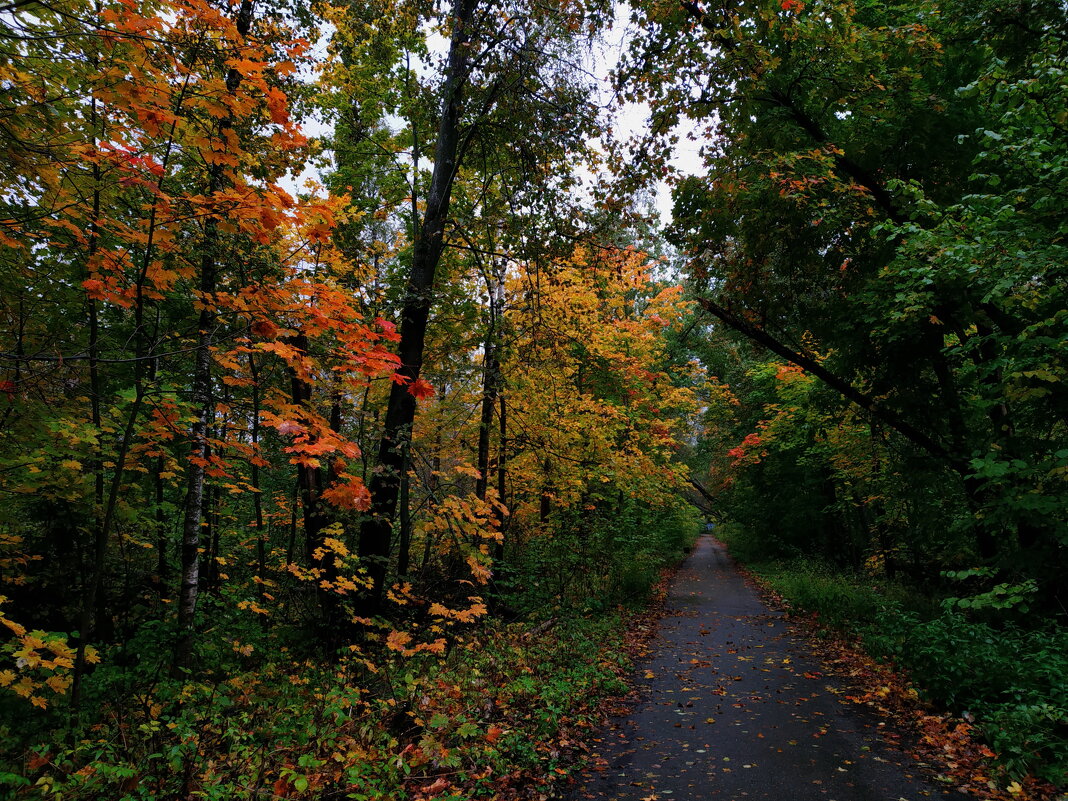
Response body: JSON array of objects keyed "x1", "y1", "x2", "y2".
[{"x1": 568, "y1": 536, "x2": 953, "y2": 801}]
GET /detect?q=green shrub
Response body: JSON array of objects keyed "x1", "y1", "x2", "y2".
[{"x1": 867, "y1": 614, "x2": 1068, "y2": 785}]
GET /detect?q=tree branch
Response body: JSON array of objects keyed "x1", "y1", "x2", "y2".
[
  {"x1": 677, "y1": 2, "x2": 908, "y2": 224},
  {"x1": 695, "y1": 295, "x2": 960, "y2": 467}
]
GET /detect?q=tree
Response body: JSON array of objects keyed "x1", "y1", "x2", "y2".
[
  {"x1": 324, "y1": 0, "x2": 612, "y2": 611},
  {"x1": 0, "y1": 0, "x2": 407, "y2": 688},
  {"x1": 617, "y1": 0, "x2": 1067, "y2": 592}
]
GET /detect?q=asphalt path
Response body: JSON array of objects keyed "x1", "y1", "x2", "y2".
[{"x1": 567, "y1": 535, "x2": 954, "y2": 801}]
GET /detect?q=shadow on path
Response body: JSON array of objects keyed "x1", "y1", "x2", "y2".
[{"x1": 566, "y1": 535, "x2": 953, "y2": 801}]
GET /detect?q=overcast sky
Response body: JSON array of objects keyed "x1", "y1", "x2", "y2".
[{"x1": 590, "y1": 6, "x2": 705, "y2": 222}]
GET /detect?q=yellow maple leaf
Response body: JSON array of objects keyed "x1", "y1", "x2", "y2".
[
  {"x1": 45, "y1": 675, "x2": 71, "y2": 694},
  {"x1": 14, "y1": 677, "x2": 35, "y2": 697},
  {"x1": 418, "y1": 639, "x2": 447, "y2": 655},
  {"x1": 385, "y1": 630, "x2": 412, "y2": 653}
]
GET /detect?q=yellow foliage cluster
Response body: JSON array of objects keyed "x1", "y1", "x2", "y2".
[
  {"x1": 0, "y1": 597, "x2": 98, "y2": 709},
  {"x1": 500, "y1": 246, "x2": 708, "y2": 522},
  {"x1": 384, "y1": 630, "x2": 447, "y2": 656}
]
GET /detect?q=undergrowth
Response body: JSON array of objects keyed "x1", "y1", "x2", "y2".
[
  {"x1": 718, "y1": 525, "x2": 1068, "y2": 788},
  {"x1": 0, "y1": 616, "x2": 630, "y2": 800}
]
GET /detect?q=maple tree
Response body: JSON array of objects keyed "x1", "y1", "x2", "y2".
[{"x1": 0, "y1": 0, "x2": 401, "y2": 676}]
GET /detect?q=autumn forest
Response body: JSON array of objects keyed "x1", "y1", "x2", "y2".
[{"x1": 0, "y1": 0, "x2": 1065, "y2": 797}]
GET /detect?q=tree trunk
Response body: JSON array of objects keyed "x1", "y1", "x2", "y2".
[
  {"x1": 495, "y1": 394, "x2": 507, "y2": 562},
  {"x1": 539, "y1": 457, "x2": 553, "y2": 524},
  {"x1": 358, "y1": 0, "x2": 479, "y2": 612},
  {"x1": 174, "y1": 0, "x2": 255, "y2": 671},
  {"x1": 475, "y1": 277, "x2": 501, "y2": 502},
  {"x1": 421, "y1": 446, "x2": 443, "y2": 574},
  {"x1": 285, "y1": 335, "x2": 348, "y2": 626},
  {"x1": 247, "y1": 353, "x2": 269, "y2": 630},
  {"x1": 286, "y1": 475, "x2": 299, "y2": 566},
  {"x1": 174, "y1": 281, "x2": 215, "y2": 670},
  {"x1": 154, "y1": 456, "x2": 167, "y2": 589},
  {"x1": 397, "y1": 455, "x2": 412, "y2": 577},
  {"x1": 289, "y1": 335, "x2": 329, "y2": 562}
]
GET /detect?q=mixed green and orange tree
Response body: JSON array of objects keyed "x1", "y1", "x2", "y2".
[{"x1": 618, "y1": 0, "x2": 1066, "y2": 592}]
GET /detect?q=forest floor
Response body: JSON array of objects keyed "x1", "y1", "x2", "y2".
[{"x1": 565, "y1": 535, "x2": 966, "y2": 801}]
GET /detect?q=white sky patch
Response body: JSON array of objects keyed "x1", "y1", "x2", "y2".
[{"x1": 580, "y1": 4, "x2": 705, "y2": 224}]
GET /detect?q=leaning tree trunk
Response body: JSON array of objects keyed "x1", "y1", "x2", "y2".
[{"x1": 358, "y1": 0, "x2": 479, "y2": 613}]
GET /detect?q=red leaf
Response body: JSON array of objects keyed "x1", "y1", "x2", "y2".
[
  {"x1": 82, "y1": 278, "x2": 105, "y2": 297},
  {"x1": 265, "y1": 87, "x2": 289, "y2": 124},
  {"x1": 408, "y1": 378, "x2": 435, "y2": 400},
  {"x1": 322, "y1": 478, "x2": 372, "y2": 511},
  {"x1": 250, "y1": 319, "x2": 278, "y2": 339},
  {"x1": 375, "y1": 316, "x2": 399, "y2": 339}
]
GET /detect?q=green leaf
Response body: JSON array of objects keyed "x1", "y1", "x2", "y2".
[
  {"x1": 456, "y1": 721, "x2": 479, "y2": 739},
  {"x1": 428, "y1": 713, "x2": 450, "y2": 730}
]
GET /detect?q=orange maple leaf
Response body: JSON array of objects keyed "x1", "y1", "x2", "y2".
[
  {"x1": 385, "y1": 630, "x2": 412, "y2": 652},
  {"x1": 321, "y1": 477, "x2": 372, "y2": 511},
  {"x1": 408, "y1": 378, "x2": 435, "y2": 399}
]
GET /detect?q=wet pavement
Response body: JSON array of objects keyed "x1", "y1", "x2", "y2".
[{"x1": 566, "y1": 536, "x2": 954, "y2": 801}]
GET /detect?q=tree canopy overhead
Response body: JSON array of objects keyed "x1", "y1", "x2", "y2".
[{"x1": 615, "y1": 0, "x2": 1067, "y2": 585}]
